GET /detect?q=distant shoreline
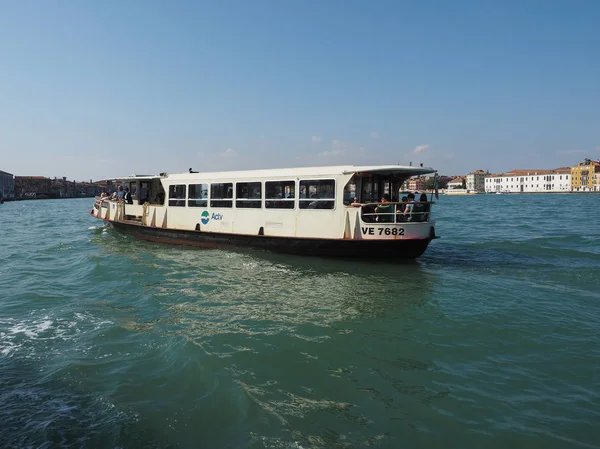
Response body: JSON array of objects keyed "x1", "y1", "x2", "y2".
[{"x1": 1, "y1": 195, "x2": 96, "y2": 202}]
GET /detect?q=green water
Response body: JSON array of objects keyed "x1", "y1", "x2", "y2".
[{"x1": 1, "y1": 195, "x2": 599, "y2": 448}]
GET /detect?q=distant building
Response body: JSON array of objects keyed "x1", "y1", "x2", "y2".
[
  {"x1": 14, "y1": 176, "x2": 52, "y2": 199},
  {"x1": 466, "y1": 170, "x2": 487, "y2": 193},
  {"x1": 407, "y1": 176, "x2": 427, "y2": 191},
  {"x1": 571, "y1": 159, "x2": 600, "y2": 192},
  {"x1": 0, "y1": 170, "x2": 15, "y2": 199},
  {"x1": 484, "y1": 168, "x2": 571, "y2": 193},
  {"x1": 447, "y1": 176, "x2": 465, "y2": 190}
]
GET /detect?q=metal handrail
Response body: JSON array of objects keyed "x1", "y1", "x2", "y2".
[{"x1": 357, "y1": 201, "x2": 433, "y2": 224}]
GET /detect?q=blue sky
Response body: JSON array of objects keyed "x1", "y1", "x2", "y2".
[{"x1": 1, "y1": 0, "x2": 599, "y2": 180}]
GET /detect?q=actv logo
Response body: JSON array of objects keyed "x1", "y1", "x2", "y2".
[
  {"x1": 200, "y1": 211, "x2": 223, "y2": 225},
  {"x1": 200, "y1": 211, "x2": 210, "y2": 225}
]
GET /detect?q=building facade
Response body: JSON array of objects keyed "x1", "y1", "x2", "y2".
[
  {"x1": 0, "y1": 170, "x2": 15, "y2": 199},
  {"x1": 484, "y1": 169, "x2": 571, "y2": 193},
  {"x1": 407, "y1": 176, "x2": 427, "y2": 191},
  {"x1": 570, "y1": 159, "x2": 600, "y2": 192},
  {"x1": 447, "y1": 176, "x2": 465, "y2": 190},
  {"x1": 14, "y1": 176, "x2": 52, "y2": 199},
  {"x1": 466, "y1": 170, "x2": 487, "y2": 193}
]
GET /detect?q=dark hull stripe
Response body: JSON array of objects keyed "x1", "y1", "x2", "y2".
[{"x1": 107, "y1": 220, "x2": 433, "y2": 259}]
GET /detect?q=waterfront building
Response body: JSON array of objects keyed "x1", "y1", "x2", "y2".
[
  {"x1": 407, "y1": 176, "x2": 427, "y2": 191},
  {"x1": 466, "y1": 170, "x2": 487, "y2": 193},
  {"x1": 48, "y1": 177, "x2": 103, "y2": 198},
  {"x1": 0, "y1": 170, "x2": 15, "y2": 199},
  {"x1": 570, "y1": 159, "x2": 600, "y2": 192},
  {"x1": 447, "y1": 176, "x2": 465, "y2": 190},
  {"x1": 14, "y1": 176, "x2": 52, "y2": 199},
  {"x1": 484, "y1": 168, "x2": 571, "y2": 193}
]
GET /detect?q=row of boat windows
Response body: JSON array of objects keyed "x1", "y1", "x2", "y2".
[{"x1": 167, "y1": 180, "x2": 336, "y2": 209}]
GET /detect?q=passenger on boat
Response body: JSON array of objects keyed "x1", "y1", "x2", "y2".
[
  {"x1": 419, "y1": 193, "x2": 430, "y2": 221},
  {"x1": 395, "y1": 196, "x2": 408, "y2": 222},
  {"x1": 123, "y1": 187, "x2": 133, "y2": 204},
  {"x1": 140, "y1": 185, "x2": 148, "y2": 204},
  {"x1": 100, "y1": 190, "x2": 109, "y2": 199},
  {"x1": 375, "y1": 194, "x2": 395, "y2": 223},
  {"x1": 399, "y1": 196, "x2": 408, "y2": 213},
  {"x1": 110, "y1": 190, "x2": 118, "y2": 200},
  {"x1": 402, "y1": 193, "x2": 416, "y2": 219},
  {"x1": 117, "y1": 185, "x2": 124, "y2": 201},
  {"x1": 404, "y1": 193, "x2": 427, "y2": 222}
]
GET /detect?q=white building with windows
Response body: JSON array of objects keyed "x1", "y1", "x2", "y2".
[
  {"x1": 466, "y1": 170, "x2": 487, "y2": 193},
  {"x1": 447, "y1": 176, "x2": 464, "y2": 190},
  {"x1": 485, "y1": 168, "x2": 571, "y2": 193}
]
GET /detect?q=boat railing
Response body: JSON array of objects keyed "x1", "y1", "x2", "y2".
[{"x1": 356, "y1": 201, "x2": 433, "y2": 224}]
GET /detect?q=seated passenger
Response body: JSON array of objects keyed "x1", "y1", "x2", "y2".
[
  {"x1": 361, "y1": 203, "x2": 377, "y2": 223},
  {"x1": 403, "y1": 193, "x2": 416, "y2": 220},
  {"x1": 419, "y1": 193, "x2": 430, "y2": 221},
  {"x1": 307, "y1": 194, "x2": 319, "y2": 209},
  {"x1": 395, "y1": 196, "x2": 408, "y2": 221},
  {"x1": 406, "y1": 193, "x2": 425, "y2": 222},
  {"x1": 399, "y1": 196, "x2": 408, "y2": 213},
  {"x1": 375, "y1": 194, "x2": 395, "y2": 223}
]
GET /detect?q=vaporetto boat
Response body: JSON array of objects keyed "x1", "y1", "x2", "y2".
[{"x1": 91, "y1": 165, "x2": 438, "y2": 259}]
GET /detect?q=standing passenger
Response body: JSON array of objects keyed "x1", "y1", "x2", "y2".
[{"x1": 123, "y1": 187, "x2": 133, "y2": 204}]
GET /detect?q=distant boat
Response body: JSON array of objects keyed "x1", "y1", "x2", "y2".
[{"x1": 495, "y1": 192, "x2": 503, "y2": 195}]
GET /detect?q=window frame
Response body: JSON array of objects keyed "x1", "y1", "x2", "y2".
[
  {"x1": 168, "y1": 184, "x2": 187, "y2": 207},
  {"x1": 298, "y1": 179, "x2": 336, "y2": 210},
  {"x1": 188, "y1": 183, "x2": 209, "y2": 208},
  {"x1": 235, "y1": 181, "x2": 262, "y2": 209},
  {"x1": 264, "y1": 180, "x2": 296, "y2": 210},
  {"x1": 210, "y1": 182, "x2": 233, "y2": 208}
]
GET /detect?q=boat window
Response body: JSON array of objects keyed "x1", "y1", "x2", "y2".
[
  {"x1": 146, "y1": 180, "x2": 165, "y2": 205},
  {"x1": 361, "y1": 177, "x2": 379, "y2": 204},
  {"x1": 236, "y1": 182, "x2": 261, "y2": 208},
  {"x1": 299, "y1": 179, "x2": 335, "y2": 210},
  {"x1": 210, "y1": 183, "x2": 233, "y2": 208},
  {"x1": 188, "y1": 183, "x2": 208, "y2": 207},
  {"x1": 265, "y1": 181, "x2": 295, "y2": 209},
  {"x1": 168, "y1": 184, "x2": 186, "y2": 207}
]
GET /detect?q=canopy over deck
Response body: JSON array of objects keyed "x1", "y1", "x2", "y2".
[{"x1": 108, "y1": 164, "x2": 435, "y2": 183}]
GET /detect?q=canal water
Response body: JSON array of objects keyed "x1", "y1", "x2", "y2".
[{"x1": 1, "y1": 195, "x2": 599, "y2": 448}]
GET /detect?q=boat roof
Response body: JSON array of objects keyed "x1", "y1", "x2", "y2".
[{"x1": 109, "y1": 164, "x2": 435, "y2": 182}]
